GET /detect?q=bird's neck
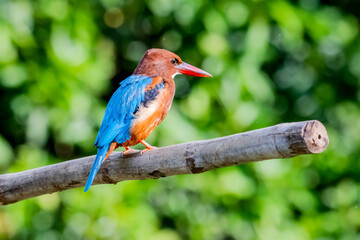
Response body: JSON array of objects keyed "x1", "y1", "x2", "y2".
[
  {"x1": 133, "y1": 59, "x2": 176, "y2": 98},
  {"x1": 133, "y1": 63, "x2": 176, "y2": 96},
  {"x1": 165, "y1": 76, "x2": 176, "y2": 99}
]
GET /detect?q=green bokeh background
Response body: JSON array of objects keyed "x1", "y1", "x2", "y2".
[{"x1": 1, "y1": 0, "x2": 360, "y2": 239}]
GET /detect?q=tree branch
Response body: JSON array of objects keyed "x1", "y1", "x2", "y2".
[{"x1": 0, "y1": 120, "x2": 329, "y2": 205}]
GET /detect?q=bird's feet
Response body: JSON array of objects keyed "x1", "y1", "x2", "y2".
[
  {"x1": 123, "y1": 147, "x2": 135, "y2": 155},
  {"x1": 140, "y1": 140, "x2": 157, "y2": 154}
]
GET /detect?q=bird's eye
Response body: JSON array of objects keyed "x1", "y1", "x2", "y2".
[{"x1": 171, "y1": 59, "x2": 178, "y2": 65}]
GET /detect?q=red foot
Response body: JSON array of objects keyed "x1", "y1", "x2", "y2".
[
  {"x1": 123, "y1": 147, "x2": 135, "y2": 155},
  {"x1": 140, "y1": 140, "x2": 157, "y2": 154}
]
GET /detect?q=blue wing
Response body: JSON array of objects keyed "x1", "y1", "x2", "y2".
[{"x1": 94, "y1": 75, "x2": 154, "y2": 147}]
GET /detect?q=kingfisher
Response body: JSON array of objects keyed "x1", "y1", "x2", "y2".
[{"x1": 84, "y1": 48, "x2": 212, "y2": 191}]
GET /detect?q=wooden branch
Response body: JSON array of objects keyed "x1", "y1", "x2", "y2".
[{"x1": 0, "y1": 120, "x2": 329, "y2": 205}]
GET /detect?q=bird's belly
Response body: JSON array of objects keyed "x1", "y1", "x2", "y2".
[{"x1": 123, "y1": 91, "x2": 172, "y2": 146}]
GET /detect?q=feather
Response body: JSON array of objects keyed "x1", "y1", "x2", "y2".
[
  {"x1": 94, "y1": 75, "x2": 153, "y2": 147},
  {"x1": 84, "y1": 144, "x2": 109, "y2": 192}
]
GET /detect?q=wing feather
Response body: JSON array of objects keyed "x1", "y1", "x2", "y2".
[{"x1": 94, "y1": 75, "x2": 154, "y2": 147}]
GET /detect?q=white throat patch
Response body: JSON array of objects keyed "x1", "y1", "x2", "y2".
[{"x1": 172, "y1": 73, "x2": 180, "y2": 79}]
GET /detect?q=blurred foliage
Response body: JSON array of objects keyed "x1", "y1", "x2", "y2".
[{"x1": 0, "y1": 0, "x2": 360, "y2": 239}]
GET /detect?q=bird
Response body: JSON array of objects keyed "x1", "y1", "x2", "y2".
[{"x1": 84, "y1": 48, "x2": 212, "y2": 191}]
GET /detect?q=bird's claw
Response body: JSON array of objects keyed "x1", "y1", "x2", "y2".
[
  {"x1": 140, "y1": 140, "x2": 157, "y2": 154},
  {"x1": 123, "y1": 147, "x2": 135, "y2": 155},
  {"x1": 141, "y1": 146, "x2": 157, "y2": 154}
]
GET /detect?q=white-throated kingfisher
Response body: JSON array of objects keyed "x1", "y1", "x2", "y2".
[{"x1": 84, "y1": 48, "x2": 212, "y2": 192}]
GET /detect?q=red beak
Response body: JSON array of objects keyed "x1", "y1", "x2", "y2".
[{"x1": 177, "y1": 62, "x2": 212, "y2": 77}]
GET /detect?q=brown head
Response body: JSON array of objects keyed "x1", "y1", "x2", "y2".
[{"x1": 133, "y1": 48, "x2": 212, "y2": 80}]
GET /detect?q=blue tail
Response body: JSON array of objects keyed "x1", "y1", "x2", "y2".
[{"x1": 84, "y1": 144, "x2": 110, "y2": 192}]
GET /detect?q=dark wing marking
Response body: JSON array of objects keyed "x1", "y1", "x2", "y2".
[
  {"x1": 133, "y1": 78, "x2": 165, "y2": 114},
  {"x1": 144, "y1": 82, "x2": 165, "y2": 107}
]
